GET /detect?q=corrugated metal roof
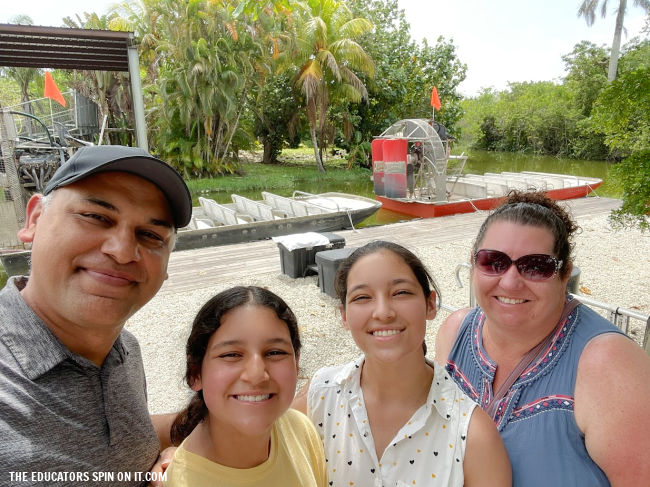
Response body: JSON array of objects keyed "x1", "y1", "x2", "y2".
[{"x1": 0, "y1": 24, "x2": 133, "y2": 72}]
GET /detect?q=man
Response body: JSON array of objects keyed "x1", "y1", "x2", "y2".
[{"x1": 0, "y1": 145, "x2": 192, "y2": 486}]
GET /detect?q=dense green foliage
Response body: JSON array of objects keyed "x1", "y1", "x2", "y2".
[
  {"x1": 462, "y1": 38, "x2": 648, "y2": 160},
  {"x1": 0, "y1": 0, "x2": 465, "y2": 175},
  {"x1": 460, "y1": 36, "x2": 649, "y2": 228},
  {"x1": 609, "y1": 150, "x2": 650, "y2": 230},
  {"x1": 344, "y1": 0, "x2": 467, "y2": 167}
]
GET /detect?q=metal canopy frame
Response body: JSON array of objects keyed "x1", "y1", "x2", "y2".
[{"x1": 0, "y1": 24, "x2": 147, "y2": 149}]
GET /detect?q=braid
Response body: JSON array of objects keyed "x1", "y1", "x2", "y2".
[{"x1": 170, "y1": 392, "x2": 208, "y2": 446}]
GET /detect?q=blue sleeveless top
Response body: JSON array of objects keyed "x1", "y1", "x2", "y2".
[{"x1": 446, "y1": 302, "x2": 626, "y2": 486}]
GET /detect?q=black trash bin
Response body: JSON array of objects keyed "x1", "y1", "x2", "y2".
[
  {"x1": 277, "y1": 232, "x2": 345, "y2": 278},
  {"x1": 315, "y1": 247, "x2": 358, "y2": 298},
  {"x1": 0, "y1": 250, "x2": 31, "y2": 278}
]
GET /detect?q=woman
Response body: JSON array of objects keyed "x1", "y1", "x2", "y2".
[
  {"x1": 163, "y1": 286, "x2": 327, "y2": 487},
  {"x1": 293, "y1": 241, "x2": 511, "y2": 486},
  {"x1": 435, "y1": 191, "x2": 650, "y2": 486}
]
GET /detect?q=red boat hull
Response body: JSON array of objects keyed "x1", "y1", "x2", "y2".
[{"x1": 377, "y1": 181, "x2": 603, "y2": 218}]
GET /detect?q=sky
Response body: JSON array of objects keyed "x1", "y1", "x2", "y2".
[{"x1": 3, "y1": 0, "x2": 648, "y2": 96}]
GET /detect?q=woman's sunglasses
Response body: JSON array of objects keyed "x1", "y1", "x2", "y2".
[{"x1": 473, "y1": 249, "x2": 563, "y2": 281}]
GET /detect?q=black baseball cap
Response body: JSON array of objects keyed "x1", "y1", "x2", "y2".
[{"x1": 44, "y1": 145, "x2": 192, "y2": 228}]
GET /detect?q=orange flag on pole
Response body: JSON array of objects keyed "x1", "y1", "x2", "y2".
[
  {"x1": 430, "y1": 86, "x2": 441, "y2": 111},
  {"x1": 44, "y1": 72, "x2": 66, "y2": 107}
]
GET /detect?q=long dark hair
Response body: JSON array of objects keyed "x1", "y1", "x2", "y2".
[
  {"x1": 334, "y1": 241, "x2": 440, "y2": 355},
  {"x1": 473, "y1": 191, "x2": 578, "y2": 278},
  {"x1": 170, "y1": 286, "x2": 301, "y2": 445}
]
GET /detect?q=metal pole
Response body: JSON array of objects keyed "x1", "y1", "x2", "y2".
[{"x1": 127, "y1": 34, "x2": 148, "y2": 151}]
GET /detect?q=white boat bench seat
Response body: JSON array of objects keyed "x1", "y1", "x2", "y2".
[
  {"x1": 502, "y1": 171, "x2": 571, "y2": 190},
  {"x1": 449, "y1": 178, "x2": 490, "y2": 199},
  {"x1": 261, "y1": 191, "x2": 327, "y2": 217},
  {"x1": 520, "y1": 171, "x2": 601, "y2": 189},
  {"x1": 232, "y1": 194, "x2": 284, "y2": 221},
  {"x1": 470, "y1": 173, "x2": 546, "y2": 191},
  {"x1": 186, "y1": 215, "x2": 216, "y2": 230},
  {"x1": 198, "y1": 197, "x2": 251, "y2": 226}
]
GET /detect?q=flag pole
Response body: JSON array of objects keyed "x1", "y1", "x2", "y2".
[{"x1": 49, "y1": 98, "x2": 54, "y2": 136}]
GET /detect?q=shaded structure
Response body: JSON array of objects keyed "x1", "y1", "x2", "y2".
[
  {"x1": 0, "y1": 23, "x2": 147, "y2": 248},
  {"x1": 0, "y1": 23, "x2": 147, "y2": 148}
]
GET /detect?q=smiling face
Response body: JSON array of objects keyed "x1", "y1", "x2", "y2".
[
  {"x1": 340, "y1": 249, "x2": 436, "y2": 364},
  {"x1": 18, "y1": 172, "x2": 174, "y2": 345},
  {"x1": 472, "y1": 220, "x2": 570, "y2": 336},
  {"x1": 193, "y1": 304, "x2": 298, "y2": 441}
]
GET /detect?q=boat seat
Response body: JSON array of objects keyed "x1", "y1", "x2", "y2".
[
  {"x1": 502, "y1": 171, "x2": 568, "y2": 189},
  {"x1": 198, "y1": 197, "x2": 250, "y2": 226},
  {"x1": 232, "y1": 194, "x2": 283, "y2": 221},
  {"x1": 483, "y1": 172, "x2": 548, "y2": 191},
  {"x1": 466, "y1": 173, "x2": 540, "y2": 192},
  {"x1": 261, "y1": 191, "x2": 327, "y2": 217},
  {"x1": 449, "y1": 178, "x2": 490, "y2": 199}
]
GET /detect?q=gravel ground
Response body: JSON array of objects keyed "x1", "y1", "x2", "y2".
[{"x1": 126, "y1": 212, "x2": 650, "y2": 414}]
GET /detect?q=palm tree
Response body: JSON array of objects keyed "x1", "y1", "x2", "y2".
[
  {"x1": 578, "y1": 0, "x2": 650, "y2": 81},
  {"x1": 285, "y1": 0, "x2": 374, "y2": 172}
]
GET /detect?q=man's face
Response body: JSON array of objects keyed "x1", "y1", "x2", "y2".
[{"x1": 19, "y1": 171, "x2": 175, "y2": 336}]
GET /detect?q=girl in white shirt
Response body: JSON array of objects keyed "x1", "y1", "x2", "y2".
[{"x1": 293, "y1": 241, "x2": 510, "y2": 486}]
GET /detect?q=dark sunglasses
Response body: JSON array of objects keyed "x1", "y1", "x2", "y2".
[{"x1": 473, "y1": 249, "x2": 563, "y2": 281}]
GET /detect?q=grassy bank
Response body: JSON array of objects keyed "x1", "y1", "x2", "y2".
[{"x1": 186, "y1": 148, "x2": 372, "y2": 201}]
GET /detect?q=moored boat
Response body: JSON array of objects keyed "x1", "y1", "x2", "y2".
[
  {"x1": 372, "y1": 119, "x2": 602, "y2": 218},
  {"x1": 175, "y1": 191, "x2": 382, "y2": 251}
]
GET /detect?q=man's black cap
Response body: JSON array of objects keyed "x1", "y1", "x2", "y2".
[{"x1": 44, "y1": 145, "x2": 192, "y2": 228}]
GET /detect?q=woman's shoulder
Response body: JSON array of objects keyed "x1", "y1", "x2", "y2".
[
  {"x1": 430, "y1": 361, "x2": 477, "y2": 414},
  {"x1": 434, "y1": 307, "x2": 474, "y2": 365}
]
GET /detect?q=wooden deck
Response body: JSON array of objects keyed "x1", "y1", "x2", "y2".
[{"x1": 161, "y1": 196, "x2": 622, "y2": 295}]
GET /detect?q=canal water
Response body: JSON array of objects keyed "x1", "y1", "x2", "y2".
[{"x1": 202, "y1": 150, "x2": 620, "y2": 228}]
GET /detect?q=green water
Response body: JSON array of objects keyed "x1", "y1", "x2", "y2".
[{"x1": 200, "y1": 150, "x2": 620, "y2": 227}]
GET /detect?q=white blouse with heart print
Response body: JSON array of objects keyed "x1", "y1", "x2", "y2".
[{"x1": 307, "y1": 356, "x2": 476, "y2": 487}]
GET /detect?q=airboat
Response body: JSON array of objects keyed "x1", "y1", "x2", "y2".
[{"x1": 371, "y1": 119, "x2": 602, "y2": 218}]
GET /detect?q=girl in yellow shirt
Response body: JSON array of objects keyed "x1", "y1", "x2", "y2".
[{"x1": 163, "y1": 286, "x2": 327, "y2": 487}]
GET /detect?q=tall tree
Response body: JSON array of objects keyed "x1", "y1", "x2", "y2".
[
  {"x1": 346, "y1": 0, "x2": 466, "y2": 165},
  {"x1": 284, "y1": 0, "x2": 374, "y2": 172},
  {"x1": 578, "y1": 0, "x2": 650, "y2": 81}
]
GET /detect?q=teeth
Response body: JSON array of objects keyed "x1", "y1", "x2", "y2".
[
  {"x1": 235, "y1": 394, "x2": 271, "y2": 402},
  {"x1": 372, "y1": 329, "x2": 401, "y2": 337},
  {"x1": 497, "y1": 297, "x2": 526, "y2": 304}
]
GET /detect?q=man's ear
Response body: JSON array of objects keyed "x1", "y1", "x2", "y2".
[
  {"x1": 339, "y1": 304, "x2": 349, "y2": 331},
  {"x1": 17, "y1": 194, "x2": 46, "y2": 243}
]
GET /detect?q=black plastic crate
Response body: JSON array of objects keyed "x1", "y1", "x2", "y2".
[
  {"x1": 315, "y1": 247, "x2": 358, "y2": 298},
  {"x1": 277, "y1": 232, "x2": 345, "y2": 278}
]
